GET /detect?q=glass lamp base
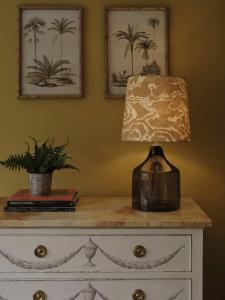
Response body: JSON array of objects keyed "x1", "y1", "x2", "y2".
[{"x1": 132, "y1": 146, "x2": 180, "y2": 211}]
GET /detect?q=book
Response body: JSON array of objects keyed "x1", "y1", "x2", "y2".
[
  {"x1": 4, "y1": 206, "x2": 75, "y2": 212},
  {"x1": 7, "y1": 189, "x2": 78, "y2": 207},
  {"x1": 8, "y1": 189, "x2": 77, "y2": 201},
  {"x1": 7, "y1": 201, "x2": 75, "y2": 208},
  {"x1": 5, "y1": 189, "x2": 79, "y2": 212}
]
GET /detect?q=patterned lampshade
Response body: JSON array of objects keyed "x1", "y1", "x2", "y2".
[{"x1": 121, "y1": 75, "x2": 191, "y2": 143}]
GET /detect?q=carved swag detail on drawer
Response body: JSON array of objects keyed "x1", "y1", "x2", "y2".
[
  {"x1": 0, "y1": 282, "x2": 184, "y2": 300},
  {"x1": 0, "y1": 238, "x2": 185, "y2": 270}
]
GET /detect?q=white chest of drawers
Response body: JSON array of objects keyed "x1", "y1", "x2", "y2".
[{"x1": 0, "y1": 197, "x2": 212, "y2": 300}]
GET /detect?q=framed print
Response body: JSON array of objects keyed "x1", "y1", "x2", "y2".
[
  {"x1": 18, "y1": 6, "x2": 83, "y2": 99},
  {"x1": 105, "y1": 6, "x2": 168, "y2": 98}
]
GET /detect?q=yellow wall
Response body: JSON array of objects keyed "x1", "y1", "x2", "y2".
[{"x1": 0, "y1": 0, "x2": 224, "y2": 298}]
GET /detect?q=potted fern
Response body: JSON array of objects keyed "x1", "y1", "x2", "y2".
[{"x1": 0, "y1": 137, "x2": 79, "y2": 196}]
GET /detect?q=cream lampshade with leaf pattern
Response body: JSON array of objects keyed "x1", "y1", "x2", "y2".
[
  {"x1": 121, "y1": 75, "x2": 191, "y2": 143},
  {"x1": 121, "y1": 75, "x2": 191, "y2": 211}
]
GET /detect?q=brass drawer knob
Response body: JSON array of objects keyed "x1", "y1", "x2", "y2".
[
  {"x1": 133, "y1": 245, "x2": 146, "y2": 258},
  {"x1": 34, "y1": 245, "x2": 48, "y2": 258},
  {"x1": 33, "y1": 290, "x2": 47, "y2": 300},
  {"x1": 132, "y1": 289, "x2": 145, "y2": 300}
]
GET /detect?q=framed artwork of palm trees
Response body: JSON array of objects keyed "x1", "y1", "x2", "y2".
[
  {"x1": 18, "y1": 6, "x2": 83, "y2": 98},
  {"x1": 105, "y1": 6, "x2": 168, "y2": 98}
]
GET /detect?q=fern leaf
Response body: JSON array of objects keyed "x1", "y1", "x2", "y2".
[
  {"x1": 60, "y1": 164, "x2": 80, "y2": 171},
  {"x1": 0, "y1": 154, "x2": 26, "y2": 171},
  {"x1": 0, "y1": 136, "x2": 79, "y2": 174}
]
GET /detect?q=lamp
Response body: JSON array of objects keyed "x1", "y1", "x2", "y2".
[{"x1": 121, "y1": 75, "x2": 191, "y2": 211}]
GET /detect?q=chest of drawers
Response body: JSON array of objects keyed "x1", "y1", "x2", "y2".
[{"x1": 0, "y1": 197, "x2": 212, "y2": 300}]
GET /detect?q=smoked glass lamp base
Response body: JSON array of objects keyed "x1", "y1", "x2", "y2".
[{"x1": 132, "y1": 146, "x2": 180, "y2": 211}]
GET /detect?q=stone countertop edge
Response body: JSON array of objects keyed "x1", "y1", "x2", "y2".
[{"x1": 0, "y1": 197, "x2": 213, "y2": 229}]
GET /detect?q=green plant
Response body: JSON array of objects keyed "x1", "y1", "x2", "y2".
[{"x1": 0, "y1": 137, "x2": 79, "y2": 174}]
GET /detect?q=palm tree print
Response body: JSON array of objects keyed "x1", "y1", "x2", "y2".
[
  {"x1": 27, "y1": 55, "x2": 70, "y2": 86},
  {"x1": 114, "y1": 23, "x2": 148, "y2": 75},
  {"x1": 48, "y1": 17, "x2": 76, "y2": 75},
  {"x1": 148, "y1": 17, "x2": 160, "y2": 61},
  {"x1": 24, "y1": 17, "x2": 46, "y2": 63},
  {"x1": 135, "y1": 39, "x2": 156, "y2": 67}
]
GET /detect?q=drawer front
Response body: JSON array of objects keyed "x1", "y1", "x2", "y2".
[
  {"x1": 0, "y1": 279, "x2": 191, "y2": 300},
  {"x1": 0, "y1": 234, "x2": 191, "y2": 273}
]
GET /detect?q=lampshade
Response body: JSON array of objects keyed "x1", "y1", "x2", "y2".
[{"x1": 121, "y1": 75, "x2": 191, "y2": 143}]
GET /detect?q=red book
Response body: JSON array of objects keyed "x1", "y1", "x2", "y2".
[
  {"x1": 8, "y1": 189, "x2": 77, "y2": 202},
  {"x1": 6, "y1": 189, "x2": 79, "y2": 211}
]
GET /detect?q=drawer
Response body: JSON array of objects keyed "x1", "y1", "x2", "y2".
[
  {"x1": 0, "y1": 279, "x2": 191, "y2": 300},
  {"x1": 0, "y1": 234, "x2": 191, "y2": 273}
]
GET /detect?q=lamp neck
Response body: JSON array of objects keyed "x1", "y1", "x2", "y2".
[{"x1": 149, "y1": 145, "x2": 164, "y2": 157}]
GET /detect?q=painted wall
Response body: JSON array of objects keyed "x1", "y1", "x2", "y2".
[{"x1": 0, "y1": 0, "x2": 224, "y2": 298}]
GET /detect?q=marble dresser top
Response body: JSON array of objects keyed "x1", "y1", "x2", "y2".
[{"x1": 0, "y1": 197, "x2": 212, "y2": 228}]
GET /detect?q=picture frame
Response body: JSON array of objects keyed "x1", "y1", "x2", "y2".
[
  {"x1": 105, "y1": 6, "x2": 168, "y2": 98},
  {"x1": 18, "y1": 6, "x2": 83, "y2": 99}
]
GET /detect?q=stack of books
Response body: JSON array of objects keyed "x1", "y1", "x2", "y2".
[{"x1": 4, "y1": 189, "x2": 79, "y2": 212}]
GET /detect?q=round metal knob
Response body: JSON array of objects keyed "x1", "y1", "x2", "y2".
[
  {"x1": 133, "y1": 245, "x2": 146, "y2": 258},
  {"x1": 132, "y1": 289, "x2": 145, "y2": 300},
  {"x1": 33, "y1": 290, "x2": 47, "y2": 300},
  {"x1": 34, "y1": 245, "x2": 48, "y2": 258}
]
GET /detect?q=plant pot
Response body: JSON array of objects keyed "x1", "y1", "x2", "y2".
[{"x1": 28, "y1": 173, "x2": 53, "y2": 196}]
